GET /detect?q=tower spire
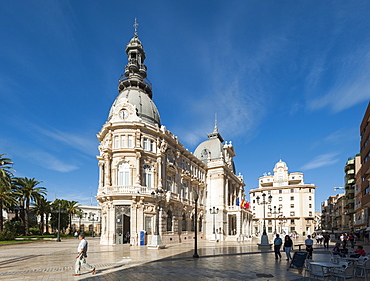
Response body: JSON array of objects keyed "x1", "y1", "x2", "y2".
[
  {"x1": 133, "y1": 18, "x2": 138, "y2": 38},
  {"x1": 208, "y1": 113, "x2": 224, "y2": 142},
  {"x1": 214, "y1": 113, "x2": 218, "y2": 133}
]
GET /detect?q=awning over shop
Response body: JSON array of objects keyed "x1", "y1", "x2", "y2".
[{"x1": 355, "y1": 228, "x2": 366, "y2": 233}]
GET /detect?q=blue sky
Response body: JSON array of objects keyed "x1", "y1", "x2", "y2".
[{"x1": 1, "y1": 1, "x2": 370, "y2": 211}]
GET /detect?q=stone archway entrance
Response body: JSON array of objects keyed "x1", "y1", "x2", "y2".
[{"x1": 115, "y1": 205, "x2": 131, "y2": 244}]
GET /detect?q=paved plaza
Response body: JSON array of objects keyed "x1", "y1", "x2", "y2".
[{"x1": 0, "y1": 237, "x2": 369, "y2": 280}]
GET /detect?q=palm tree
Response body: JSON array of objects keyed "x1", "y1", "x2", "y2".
[
  {"x1": 13, "y1": 177, "x2": 46, "y2": 235},
  {"x1": 65, "y1": 200, "x2": 81, "y2": 234},
  {"x1": 0, "y1": 154, "x2": 14, "y2": 231},
  {"x1": 33, "y1": 196, "x2": 51, "y2": 234}
]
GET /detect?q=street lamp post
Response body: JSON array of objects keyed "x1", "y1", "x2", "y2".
[
  {"x1": 193, "y1": 191, "x2": 199, "y2": 258},
  {"x1": 269, "y1": 206, "x2": 282, "y2": 234},
  {"x1": 278, "y1": 215, "x2": 286, "y2": 234},
  {"x1": 57, "y1": 201, "x2": 61, "y2": 242},
  {"x1": 148, "y1": 188, "x2": 165, "y2": 249},
  {"x1": 78, "y1": 214, "x2": 82, "y2": 233},
  {"x1": 209, "y1": 206, "x2": 219, "y2": 241},
  {"x1": 256, "y1": 193, "x2": 272, "y2": 248}
]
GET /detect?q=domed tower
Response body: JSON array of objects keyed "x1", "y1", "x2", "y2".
[
  {"x1": 97, "y1": 21, "x2": 162, "y2": 245},
  {"x1": 107, "y1": 19, "x2": 160, "y2": 126},
  {"x1": 96, "y1": 22, "x2": 252, "y2": 246},
  {"x1": 194, "y1": 122, "x2": 248, "y2": 241}
]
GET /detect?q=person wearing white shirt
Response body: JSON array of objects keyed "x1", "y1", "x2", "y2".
[
  {"x1": 305, "y1": 235, "x2": 314, "y2": 259},
  {"x1": 73, "y1": 234, "x2": 96, "y2": 276}
]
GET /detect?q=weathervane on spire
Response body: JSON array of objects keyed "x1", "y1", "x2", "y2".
[
  {"x1": 214, "y1": 113, "x2": 218, "y2": 131},
  {"x1": 133, "y1": 18, "x2": 138, "y2": 37}
]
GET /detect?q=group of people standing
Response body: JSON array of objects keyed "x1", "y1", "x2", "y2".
[
  {"x1": 340, "y1": 232, "x2": 357, "y2": 248},
  {"x1": 273, "y1": 234, "x2": 294, "y2": 260},
  {"x1": 273, "y1": 233, "x2": 331, "y2": 261}
]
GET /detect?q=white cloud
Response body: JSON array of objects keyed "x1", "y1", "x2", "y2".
[
  {"x1": 35, "y1": 126, "x2": 98, "y2": 156},
  {"x1": 308, "y1": 45, "x2": 370, "y2": 112},
  {"x1": 300, "y1": 152, "x2": 340, "y2": 170},
  {"x1": 27, "y1": 150, "x2": 79, "y2": 173}
]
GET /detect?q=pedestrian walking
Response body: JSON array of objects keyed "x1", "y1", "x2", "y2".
[
  {"x1": 283, "y1": 235, "x2": 293, "y2": 260},
  {"x1": 348, "y1": 233, "x2": 355, "y2": 248},
  {"x1": 73, "y1": 233, "x2": 96, "y2": 276},
  {"x1": 273, "y1": 234, "x2": 283, "y2": 260},
  {"x1": 305, "y1": 235, "x2": 314, "y2": 259},
  {"x1": 323, "y1": 232, "x2": 330, "y2": 249}
]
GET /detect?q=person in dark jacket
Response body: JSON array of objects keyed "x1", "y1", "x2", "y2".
[{"x1": 283, "y1": 235, "x2": 293, "y2": 260}]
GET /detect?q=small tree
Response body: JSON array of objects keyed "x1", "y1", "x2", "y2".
[
  {"x1": 65, "y1": 200, "x2": 82, "y2": 234},
  {"x1": 0, "y1": 154, "x2": 15, "y2": 232},
  {"x1": 33, "y1": 196, "x2": 51, "y2": 235},
  {"x1": 50, "y1": 199, "x2": 69, "y2": 235},
  {"x1": 13, "y1": 177, "x2": 47, "y2": 235}
]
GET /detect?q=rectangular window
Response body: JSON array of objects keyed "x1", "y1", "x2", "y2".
[
  {"x1": 118, "y1": 171, "x2": 130, "y2": 186},
  {"x1": 290, "y1": 196, "x2": 294, "y2": 201},
  {"x1": 290, "y1": 211, "x2": 295, "y2": 216},
  {"x1": 128, "y1": 135, "x2": 133, "y2": 147},
  {"x1": 145, "y1": 216, "x2": 152, "y2": 234},
  {"x1": 309, "y1": 211, "x2": 312, "y2": 216},
  {"x1": 309, "y1": 204, "x2": 312, "y2": 208},
  {"x1": 290, "y1": 204, "x2": 294, "y2": 208},
  {"x1": 290, "y1": 226, "x2": 295, "y2": 231},
  {"x1": 268, "y1": 191, "x2": 271, "y2": 194},
  {"x1": 150, "y1": 140, "x2": 155, "y2": 152},
  {"x1": 279, "y1": 190, "x2": 282, "y2": 194},
  {"x1": 290, "y1": 189, "x2": 294, "y2": 193},
  {"x1": 143, "y1": 171, "x2": 152, "y2": 188},
  {"x1": 290, "y1": 219, "x2": 295, "y2": 224},
  {"x1": 309, "y1": 196, "x2": 311, "y2": 200},
  {"x1": 121, "y1": 135, "x2": 126, "y2": 148},
  {"x1": 279, "y1": 197, "x2": 282, "y2": 201},
  {"x1": 166, "y1": 176, "x2": 173, "y2": 192},
  {"x1": 268, "y1": 227, "x2": 273, "y2": 233},
  {"x1": 143, "y1": 138, "x2": 148, "y2": 150},
  {"x1": 114, "y1": 136, "x2": 119, "y2": 148}
]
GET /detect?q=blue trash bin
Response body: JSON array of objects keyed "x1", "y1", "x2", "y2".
[{"x1": 139, "y1": 230, "x2": 146, "y2": 246}]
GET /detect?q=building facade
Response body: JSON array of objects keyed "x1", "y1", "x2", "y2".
[
  {"x1": 96, "y1": 28, "x2": 252, "y2": 245},
  {"x1": 70, "y1": 205, "x2": 101, "y2": 237},
  {"x1": 249, "y1": 160, "x2": 316, "y2": 236},
  {"x1": 344, "y1": 156, "x2": 356, "y2": 231},
  {"x1": 359, "y1": 102, "x2": 370, "y2": 229}
]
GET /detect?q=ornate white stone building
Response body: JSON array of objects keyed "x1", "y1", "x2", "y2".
[
  {"x1": 96, "y1": 27, "x2": 253, "y2": 245},
  {"x1": 249, "y1": 160, "x2": 317, "y2": 237}
]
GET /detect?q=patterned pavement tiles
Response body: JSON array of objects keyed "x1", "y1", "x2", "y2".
[{"x1": 1, "y1": 237, "x2": 369, "y2": 280}]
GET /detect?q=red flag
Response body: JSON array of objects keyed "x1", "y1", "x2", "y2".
[{"x1": 244, "y1": 202, "x2": 250, "y2": 209}]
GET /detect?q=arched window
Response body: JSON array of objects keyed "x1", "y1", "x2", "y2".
[
  {"x1": 143, "y1": 165, "x2": 152, "y2": 187},
  {"x1": 167, "y1": 210, "x2": 172, "y2": 232},
  {"x1": 118, "y1": 162, "x2": 130, "y2": 186},
  {"x1": 182, "y1": 213, "x2": 187, "y2": 231}
]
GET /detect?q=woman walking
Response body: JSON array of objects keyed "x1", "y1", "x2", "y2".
[{"x1": 283, "y1": 235, "x2": 293, "y2": 260}]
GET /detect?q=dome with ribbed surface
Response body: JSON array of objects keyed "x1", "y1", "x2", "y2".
[
  {"x1": 106, "y1": 29, "x2": 161, "y2": 126},
  {"x1": 108, "y1": 87, "x2": 161, "y2": 125}
]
